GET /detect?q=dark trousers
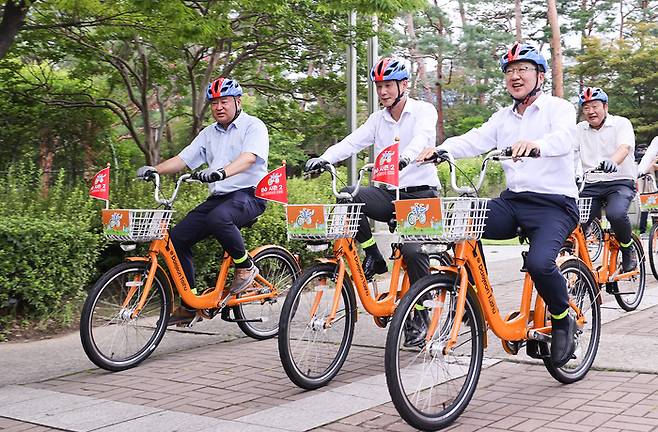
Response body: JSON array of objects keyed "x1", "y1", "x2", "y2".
[
  {"x1": 581, "y1": 180, "x2": 635, "y2": 245},
  {"x1": 483, "y1": 190, "x2": 579, "y2": 315},
  {"x1": 170, "y1": 188, "x2": 267, "y2": 289},
  {"x1": 341, "y1": 185, "x2": 439, "y2": 285}
]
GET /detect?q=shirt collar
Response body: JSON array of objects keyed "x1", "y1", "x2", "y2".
[
  {"x1": 214, "y1": 111, "x2": 245, "y2": 132},
  {"x1": 383, "y1": 97, "x2": 414, "y2": 122},
  {"x1": 506, "y1": 92, "x2": 548, "y2": 116}
]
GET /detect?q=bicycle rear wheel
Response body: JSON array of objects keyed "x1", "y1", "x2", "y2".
[
  {"x1": 385, "y1": 273, "x2": 484, "y2": 431},
  {"x1": 544, "y1": 258, "x2": 600, "y2": 384},
  {"x1": 80, "y1": 262, "x2": 171, "y2": 371},
  {"x1": 611, "y1": 234, "x2": 645, "y2": 311},
  {"x1": 278, "y1": 263, "x2": 357, "y2": 389},
  {"x1": 648, "y1": 223, "x2": 658, "y2": 281},
  {"x1": 585, "y1": 219, "x2": 603, "y2": 262},
  {"x1": 232, "y1": 247, "x2": 300, "y2": 340}
]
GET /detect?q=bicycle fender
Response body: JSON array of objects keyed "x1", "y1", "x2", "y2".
[
  {"x1": 316, "y1": 257, "x2": 338, "y2": 265},
  {"x1": 249, "y1": 244, "x2": 302, "y2": 270},
  {"x1": 124, "y1": 257, "x2": 175, "y2": 312}
]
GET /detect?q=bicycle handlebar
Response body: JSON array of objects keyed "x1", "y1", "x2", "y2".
[
  {"x1": 140, "y1": 172, "x2": 195, "y2": 208},
  {"x1": 307, "y1": 162, "x2": 373, "y2": 201},
  {"x1": 578, "y1": 169, "x2": 604, "y2": 193}
]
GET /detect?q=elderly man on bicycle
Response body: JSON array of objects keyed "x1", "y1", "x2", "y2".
[
  {"x1": 418, "y1": 42, "x2": 579, "y2": 368},
  {"x1": 136, "y1": 77, "x2": 268, "y2": 325},
  {"x1": 575, "y1": 87, "x2": 637, "y2": 272},
  {"x1": 304, "y1": 57, "x2": 440, "y2": 347}
]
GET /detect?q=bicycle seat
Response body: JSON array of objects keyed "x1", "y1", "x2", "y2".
[
  {"x1": 388, "y1": 218, "x2": 397, "y2": 234},
  {"x1": 242, "y1": 218, "x2": 259, "y2": 229}
]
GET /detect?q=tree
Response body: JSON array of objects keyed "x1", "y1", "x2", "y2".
[
  {"x1": 0, "y1": 0, "x2": 30, "y2": 59},
  {"x1": 547, "y1": 0, "x2": 564, "y2": 96}
]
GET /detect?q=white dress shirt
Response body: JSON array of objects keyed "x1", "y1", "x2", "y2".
[
  {"x1": 637, "y1": 136, "x2": 658, "y2": 176},
  {"x1": 320, "y1": 97, "x2": 440, "y2": 188},
  {"x1": 440, "y1": 93, "x2": 578, "y2": 198},
  {"x1": 179, "y1": 112, "x2": 269, "y2": 195},
  {"x1": 576, "y1": 114, "x2": 636, "y2": 183}
]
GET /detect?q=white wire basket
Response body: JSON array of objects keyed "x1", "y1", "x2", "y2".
[
  {"x1": 640, "y1": 193, "x2": 658, "y2": 213},
  {"x1": 102, "y1": 209, "x2": 174, "y2": 242},
  {"x1": 286, "y1": 203, "x2": 364, "y2": 241},
  {"x1": 577, "y1": 197, "x2": 592, "y2": 224},
  {"x1": 394, "y1": 197, "x2": 490, "y2": 243}
]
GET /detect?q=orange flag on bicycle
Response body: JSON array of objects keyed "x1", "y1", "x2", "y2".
[
  {"x1": 255, "y1": 165, "x2": 287, "y2": 204},
  {"x1": 89, "y1": 165, "x2": 110, "y2": 205},
  {"x1": 372, "y1": 142, "x2": 399, "y2": 187}
]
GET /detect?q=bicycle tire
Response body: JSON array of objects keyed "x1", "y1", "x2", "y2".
[
  {"x1": 385, "y1": 273, "x2": 485, "y2": 431},
  {"x1": 80, "y1": 261, "x2": 171, "y2": 372},
  {"x1": 648, "y1": 224, "x2": 658, "y2": 281},
  {"x1": 543, "y1": 258, "x2": 600, "y2": 384},
  {"x1": 612, "y1": 233, "x2": 645, "y2": 311},
  {"x1": 278, "y1": 263, "x2": 357, "y2": 390},
  {"x1": 585, "y1": 219, "x2": 603, "y2": 262},
  {"x1": 233, "y1": 246, "x2": 300, "y2": 340}
]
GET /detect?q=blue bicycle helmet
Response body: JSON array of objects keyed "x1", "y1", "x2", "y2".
[
  {"x1": 206, "y1": 77, "x2": 243, "y2": 100},
  {"x1": 579, "y1": 87, "x2": 608, "y2": 106},
  {"x1": 370, "y1": 58, "x2": 410, "y2": 82},
  {"x1": 500, "y1": 43, "x2": 548, "y2": 73}
]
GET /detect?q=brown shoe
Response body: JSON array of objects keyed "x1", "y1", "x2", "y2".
[
  {"x1": 228, "y1": 265, "x2": 259, "y2": 295},
  {"x1": 167, "y1": 306, "x2": 200, "y2": 327}
]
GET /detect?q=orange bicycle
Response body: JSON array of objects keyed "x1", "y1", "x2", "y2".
[
  {"x1": 277, "y1": 162, "x2": 450, "y2": 389},
  {"x1": 80, "y1": 172, "x2": 300, "y2": 371},
  {"x1": 384, "y1": 149, "x2": 600, "y2": 431},
  {"x1": 564, "y1": 171, "x2": 645, "y2": 311}
]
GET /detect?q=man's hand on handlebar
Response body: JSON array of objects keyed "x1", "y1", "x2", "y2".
[
  {"x1": 416, "y1": 147, "x2": 449, "y2": 164},
  {"x1": 510, "y1": 140, "x2": 541, "y2": 160},
  {"x1": 136, "y1": 165, "x2": 157, "y2": 180},
  {"x1": 398, "y1": 156, "x2": 410, "y2": 170},
  {"x1": 597, "y1": 159, "x2": 618, "y2": 173},
  {"x1": 193, "y1": 167, "x2": 227, "y2": 183},
  {"x1": 304, "y1": 157, "x2": 329, "y2": 174}
]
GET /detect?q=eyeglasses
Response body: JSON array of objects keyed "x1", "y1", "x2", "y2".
[{"x1": 504, "y1": 66, "x2": 537, "y2": 76}]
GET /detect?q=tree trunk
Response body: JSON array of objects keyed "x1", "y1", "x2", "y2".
[
  {"x1": 515, "y1": 0, "x2": 523, "y2": 42},
  {"x1": 435, "y1": 78, "x2": 445, "y2": 144},
  {"x1": 39, "y1": 128, "x2": 54, "y2": 197},
  {"x1": 0, "y1": 0, "x2": 29, "y2": 59},
  {"x1": 405, "y1": 14, "x2": 432, "y2": 101},
  {"x1": 547, "y1": 0, "x2": 564, "y2": 97}
]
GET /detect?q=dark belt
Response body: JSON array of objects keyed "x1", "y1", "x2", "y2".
[{"x1": 380, "y1": 185, "x2": 438, "y2": 193}]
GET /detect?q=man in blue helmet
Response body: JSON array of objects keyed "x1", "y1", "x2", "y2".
[
  {"x1": 304, "y1": 57, "x2": 440, "y2": 347},
  {"x1": 136, "y1": 77, "x2": 269, "y2": 325},
  {"x1": 418, "y1": 42, "x2": 580, "y2": 368},
  {"x1": 576, "y1": 87, "x2": 637, "y2": 272}
]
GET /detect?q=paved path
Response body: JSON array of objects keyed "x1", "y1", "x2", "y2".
[{"x1": 2, "y1": 245, "x2": 658, "y2": 431}]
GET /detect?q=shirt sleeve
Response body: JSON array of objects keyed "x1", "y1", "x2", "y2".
[
  {"x1": 534, "y1": 99, "x2": 577, "y2": 157},
  {"x1": 178, "y1": 128, "x2": 208, "y2": 170},
  {"x1": 638, "y1": 136, "x2": 658, "y2": 175},
  {"x1": 440, "y1": 111, "x2": 500, "y2": 158},
  {"x1": 241, "y1": 119, "x2": 269, "y2": 162},
  {"x1": 400, "y1": 103, "x2": 438, "y2": 161},
  {"x1": 320, "y1": 112, "x2": 378, "y2": 164},
  {"x1": 616, "y1": 117, "x2": 635, "y2": 151}
]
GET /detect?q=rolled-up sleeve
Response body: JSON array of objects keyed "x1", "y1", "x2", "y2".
[
  {"x1": 242, "y1": 119, "x2": 269, "y2": 162},
  {"x1": 534, "y1": 100, "x2": 576, "y2": 157},
  {"x1": 440, "y1": 112, "x2": 500, "y2": 158},
  {"x1": 178, "y1": 129, "x2": 208, "y2": 170},
  {"x1": 400, "y1": 103, "x2": 437, "y2": 161},
  {"x1": 321, "y1": 113, "x2": 378, "y2": 164}
]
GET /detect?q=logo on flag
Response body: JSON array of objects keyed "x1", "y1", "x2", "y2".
[
  {"x1": 89, "y1": 166, "x2": 110, "y2": 202},
  {"x1": 372, "y1": 143, "x2": 399, "y2": 187},
  {"x1": 255, "y1": 165, "x2": 287, "y2": 204}
]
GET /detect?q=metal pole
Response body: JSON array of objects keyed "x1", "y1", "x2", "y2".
[
  {"x1": 367, "y1": 15, "x2": 379, "y2": 166},
  {"x1": 347, "y1": 11, "x2": 357, "y2": 185}
]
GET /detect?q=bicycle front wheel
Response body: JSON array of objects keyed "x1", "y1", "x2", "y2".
[
  {"x1": 233, "y1": 246, "x2": 300, "y2": 339},
  {"x1": 80, "y1": 262, "x2": 171, "y2": 371},
  {"x1": 648, "y1": 223, "x2": 658, "y2": 281},
  {"x1": 612, "y1": 234, "x2": 645, "y2": 311},
  {"x1": 544, "y1": 258, "x2": 601, "y2": 384},
  {"x1": 278, "y1": 263, "x2": 357, "y2": 390},
  {"x1": 585, "y1": 219, "x2": 603, "y2": 262},
  {"x1": 385, "y1": 273, "x2": 484, "y2": 431}
]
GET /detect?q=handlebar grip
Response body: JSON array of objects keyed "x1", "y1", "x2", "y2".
[{"x1": 501, "y1": 147, "x2": 540, "y2": 158}]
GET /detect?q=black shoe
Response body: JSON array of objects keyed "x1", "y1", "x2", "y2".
[
  {"x1": 621, "y1": 245, "x2": 637, "y2": 272},
  {"x1": 403, "y1": 310, "x2": 428, "y2": 348},
  {"x1": 363, "y1": 254, "x2": 387, "y2": 280},
  {"x1": 550, "y1": 314, "x2": 576, "y2": 368}
]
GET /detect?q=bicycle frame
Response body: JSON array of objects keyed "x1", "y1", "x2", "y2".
[
  {"x1": 123, "y1": 232, "x2": 278, "y2": 319},
  {"x1": 321, "y1": 237, "x2": 411, "y2": 325}
]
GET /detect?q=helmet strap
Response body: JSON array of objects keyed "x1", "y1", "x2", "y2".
[
  {"x1": 590, "y1": 115, "x2": 607, "y2": 130},
  {"x1": 512, "y1": 72, "x2": 541, "y2": 112},
  {"x1": 389, "y1": 81, "x2": 404, "y2": 109}
]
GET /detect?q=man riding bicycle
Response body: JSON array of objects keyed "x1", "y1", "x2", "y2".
[
  {"x1": 304, "y1": 57, "x2": 440, "y2": 347},
  {"x1": 136, "y1": 77, "x2": 269, "y2": 325},
  {"x1": 575, "y1": 87, "x2": 637, "y2": 272},
  {"x1": 418, "y1": 42, "x2": 579, "y2": 368}
]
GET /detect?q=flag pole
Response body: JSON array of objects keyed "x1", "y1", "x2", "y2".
[{"x1": 105, "y1": 163, "x2": 110, "y2": 210}]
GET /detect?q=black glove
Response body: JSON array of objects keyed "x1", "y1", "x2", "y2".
[
  {"x1": 304, "y1": 157, "x2": 329, "y2": 173},
  {"x1": 425, "y1": 148, "x2": 450, "y2": 163},
  {"x1": 398, "y1": 157, "x2": 410, "y2": 170},
  {"x1": 196, "y1": 167, "x2": 227, "y2": 183},
  {"x1": 136, "y1": 165, "x2": 157, "y2": 180},
  {"x1": 598, "y1": 159, "x2": 618, "y2": 173}
]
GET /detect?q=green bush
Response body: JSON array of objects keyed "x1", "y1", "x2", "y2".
[{"x1": 0, "y1": 216, "x2": 101, "y2": 332}]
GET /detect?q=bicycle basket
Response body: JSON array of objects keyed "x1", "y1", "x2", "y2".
[
  {"x1": 640, "y1": 193, "x2": 658, "y2": 212},
  {"x1": 286, "y1": 203, "x2": 364, "y2": 241},
  {"x1": 394, "y1": 197, "x2": 489, "y2": 243},
  {"x1": 577, "y1": 197, "x2": 592, "y2": 224},
  {"x1": 102, "y1": 209, "x2": 174, "y2": 242}
]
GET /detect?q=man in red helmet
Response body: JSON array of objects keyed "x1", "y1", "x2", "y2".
[{"x1": 136, "y1": 77, "x2": 269, "y2": 325}]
